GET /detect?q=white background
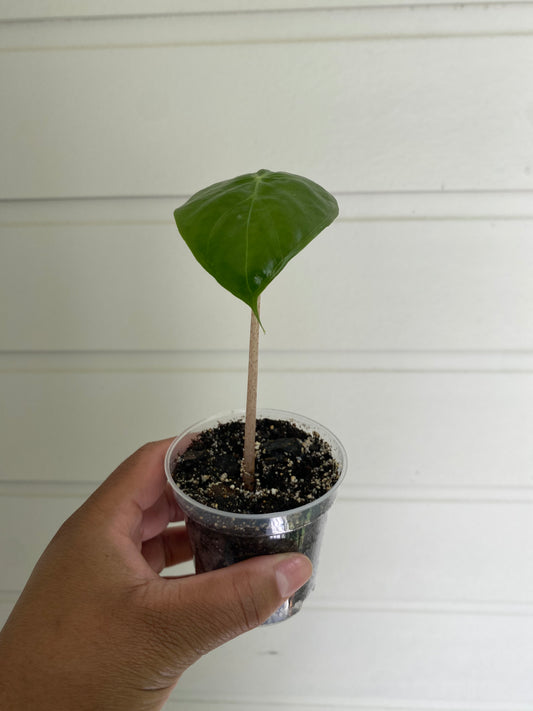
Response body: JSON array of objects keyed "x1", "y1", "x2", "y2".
[{"x1": 2, "y1": 1, "x2": 533, "y2": 709}]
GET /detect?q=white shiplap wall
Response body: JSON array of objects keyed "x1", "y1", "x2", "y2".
[{"x1": 2, "y1": 2, "x2": 533, "y2": 709}]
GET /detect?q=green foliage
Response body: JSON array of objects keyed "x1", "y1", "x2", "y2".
[{"x1": 174, "y1": 169, "x2": 339, "y2": 321}]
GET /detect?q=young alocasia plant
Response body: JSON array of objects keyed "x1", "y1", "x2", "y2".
[{"x1": 174, "y1": 169, "x2": 338, "y2": 485}]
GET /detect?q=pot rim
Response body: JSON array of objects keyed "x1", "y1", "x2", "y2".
[{"x1": 164, "y1": 408, "x2": 347, "y2": 522}]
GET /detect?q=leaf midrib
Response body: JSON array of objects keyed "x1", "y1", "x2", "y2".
[{"x1": 244, "y1": 174, "x2": 263, "y2": 298}]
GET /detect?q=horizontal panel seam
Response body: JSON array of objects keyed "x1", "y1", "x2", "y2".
[
  {"x1": 4, "y1": 216, "x2": 533, "y2": 227},
  {"x1": 4, "y1": 188, "x2": 533, "y2": 200},
  {"x1": 3, "y1": 481, "x2": 533, "y2": 503},
  {"x1": 163, "y1": 697, "x2": 533, "y2": 711},
  {"x1": 2, "y1": 588, "x2": 533, "y2": 618},
  {"x1": 4, "y1": 1, "x2": 533, "y2": 24},
  {"x1": 3, "y1": 191, "x2": 533, "y2": 223},
  {"x1": 3, "y1": 351, "x2": 533, "y2": 374},
  {"x1": 4, "y1": 30, "x2": 533, "y2": 53},
  {"x1": 3, "y1": 5, "x2": 533, "y2": 51}
]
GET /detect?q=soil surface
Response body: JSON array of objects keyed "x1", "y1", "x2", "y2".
[{"x1": 171, "y1": 417, "x2": 340, "y2": 514}]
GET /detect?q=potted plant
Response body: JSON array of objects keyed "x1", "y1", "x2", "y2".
[{"x1": 164, "y1": 169, "x2": 347, "y2": 624}]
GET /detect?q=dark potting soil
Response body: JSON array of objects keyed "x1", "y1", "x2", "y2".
[{"x1": 171, "y1": 417, "x2": 340, "y2": 515}]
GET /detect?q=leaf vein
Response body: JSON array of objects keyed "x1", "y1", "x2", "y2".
[{"x1": 244, "y1": 176, "x2": 262, "y2": 299}]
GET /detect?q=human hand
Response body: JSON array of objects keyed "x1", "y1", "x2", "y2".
[{"x1": 0, "y1": 439, "x2": 312, "y2": 711}]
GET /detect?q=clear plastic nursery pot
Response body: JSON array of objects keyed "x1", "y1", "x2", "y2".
[{"x1": 164, "y1": 409, "x2": 347, "y2": 625}]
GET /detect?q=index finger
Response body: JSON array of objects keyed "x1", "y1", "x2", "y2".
[{"x1": 90, "y1": 438, "x2": 177, "y2": 517}]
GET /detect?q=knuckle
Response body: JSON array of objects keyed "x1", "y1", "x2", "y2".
[{"x1": 132, "y1": 441, "x2": 158, "y2": 462}]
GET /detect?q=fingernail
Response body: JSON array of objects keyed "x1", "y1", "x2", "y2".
[{"x1": 275, "y1": 554, "x2": 313, "y2": 599}]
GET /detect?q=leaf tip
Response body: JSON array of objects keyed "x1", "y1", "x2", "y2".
[{"x1": 251, "y1": 297, "x2": 265, "y2": 333}]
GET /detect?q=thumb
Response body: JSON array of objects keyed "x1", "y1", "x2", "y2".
[{"x1": 152, "y1": 553, "x2": 312, "y2": 667}]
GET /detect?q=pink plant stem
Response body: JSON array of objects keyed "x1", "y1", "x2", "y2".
[{"x1": 242, "y1": 296, "x2": 261, "y2": 489}]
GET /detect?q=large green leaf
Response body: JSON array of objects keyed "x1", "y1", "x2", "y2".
[{"x1": 174, "y1": 169, "x2": 339, "y2": 320}]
